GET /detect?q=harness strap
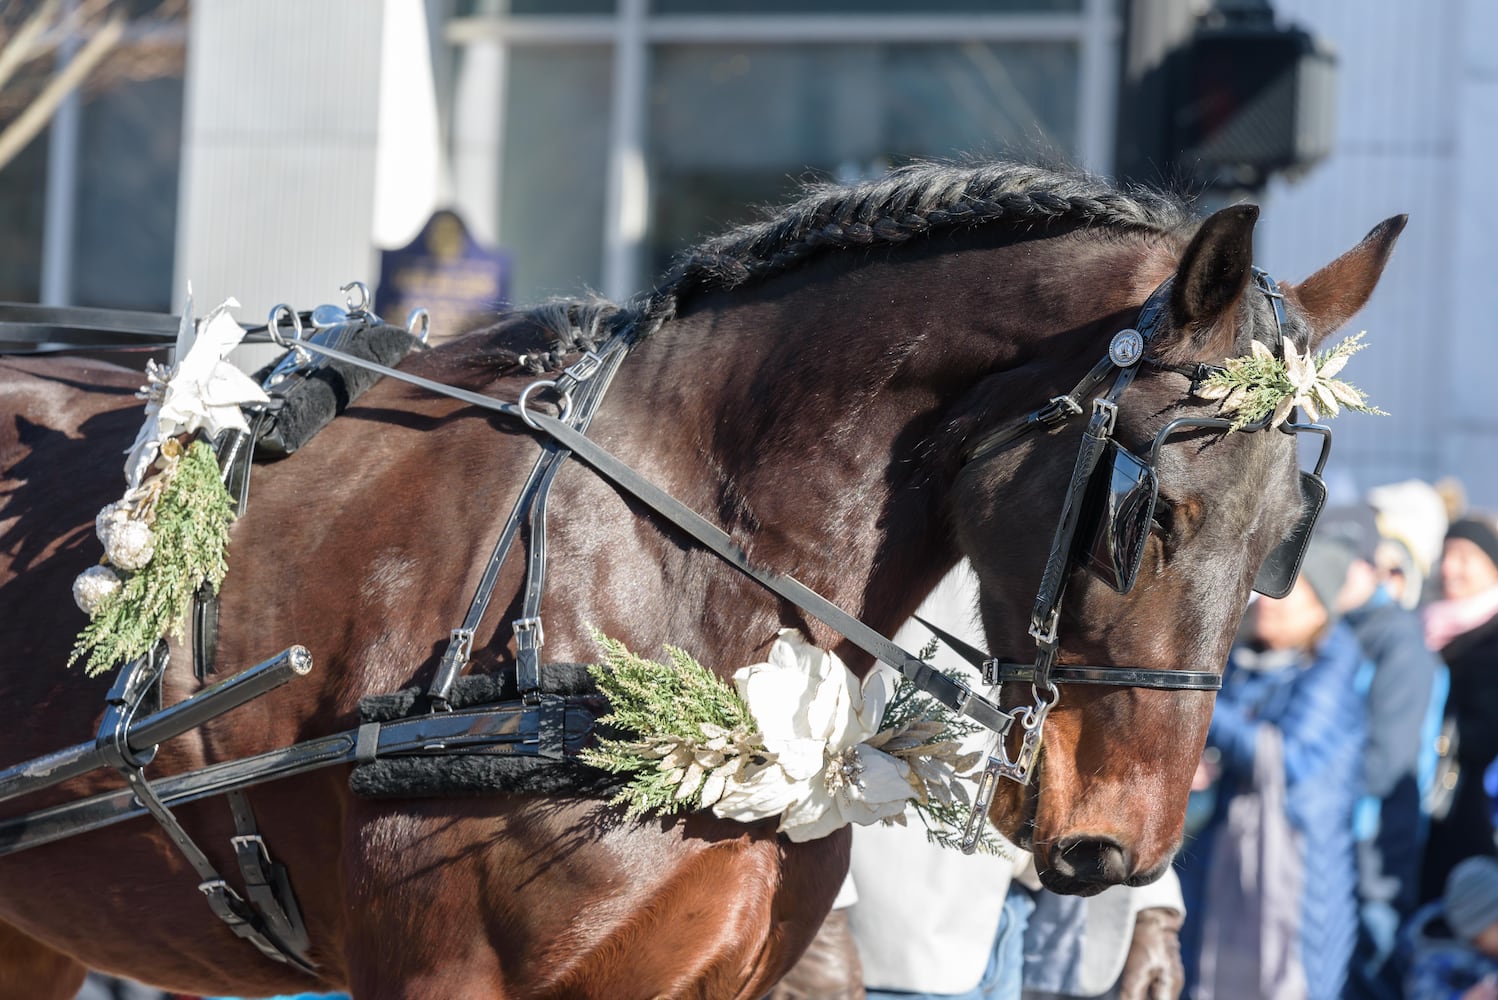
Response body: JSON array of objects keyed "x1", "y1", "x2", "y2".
[
  {"x1": 92, "y1": 649, "x2": 317, "y2": 975},
  {"x1": 962, "y1": 353, "x2": 1117, "y2": 466},
  {"x1": 0, "y1": 700, "x2": 601, "y2": 857},
  {"x1": 514, "y1": 343, "x2": 632, "y2": 700},
  {"x1": 912, "y1": 617, "x2": 1222, "y2": 692},
  {"x1": 425, "y1": 332, "x2": 633, "y2": 711},
  {"x1": 225, "y1": 790, "x2": 315, "y2": 968},
  {"x1": 276, "y1": 333, "x2": 1018, "y2": 738},
  {"x1": 521, "y1": 410, "x2": 1017, "y2": 737},
  {"x1": 427, "y1": 449, "x2": 553, "y2": 709}
]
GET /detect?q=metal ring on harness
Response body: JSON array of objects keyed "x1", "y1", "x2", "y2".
[
  {"x1": 406, "y1": 307, "x2": 431, "y2": 344},
  {"x1": 266, "y1": 304, "x2": 303, "y2": 349},
  {"x1": 518, "y1": 380, "x2": 574, "y2": 430},
  {"x1": 341, "y1": 281, "x2": 371, "y2": 316}
]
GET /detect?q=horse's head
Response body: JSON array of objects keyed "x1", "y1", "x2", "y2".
[{"x1": 949, "y1": 206, "x2": 1406, "y2": 894}]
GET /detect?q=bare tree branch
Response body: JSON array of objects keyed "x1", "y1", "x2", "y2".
[
  {"x1": 0, "y1": 0, "x2": 61, "y2": 94},
  {"x1": 0, "y1": 12, "x2": 124, "y2": 172}
]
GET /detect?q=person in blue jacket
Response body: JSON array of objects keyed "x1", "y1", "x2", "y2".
[
  {"x1": 1177, "y1": 535, "x2": 1368, "y2": 1000},
  {"x1": 1319, "y1": 504, "x2": 1446, "y2": 1000}
]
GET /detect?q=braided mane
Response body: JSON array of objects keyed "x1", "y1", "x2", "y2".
[
  {"x1": 481, "y1": 161, "x2": 1192, "y2": 374},
  {"x1": 654, "y1": 160, "x2": 1190, "y2": 312}
]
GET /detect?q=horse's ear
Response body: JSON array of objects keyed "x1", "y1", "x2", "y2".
[
  {"x1": 1291, "y1": 215, "x2": 1408, "y2": 350},
  {"x1": 1169, "y1": 205, "x2": 1259, "y2": 343}
]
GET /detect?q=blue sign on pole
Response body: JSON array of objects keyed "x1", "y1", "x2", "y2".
[{"x1": 375, "y1": 210, "x2": 510, "y2": 342}]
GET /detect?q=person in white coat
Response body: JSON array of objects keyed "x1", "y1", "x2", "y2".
[
  {"x1": 1016, "y1": 857, "x2": 1185, "y2": 1000},
  {"x1": 845, "y1": 563, "x2": 1185, "y2": 1000}
]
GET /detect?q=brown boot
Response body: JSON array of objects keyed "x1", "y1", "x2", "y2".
[{"x1": 764, "y1": 908, "x2": 866, "y2": 1000}]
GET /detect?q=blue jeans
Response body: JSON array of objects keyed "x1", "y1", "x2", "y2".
[{"x1": 866, "y1": 889, "x2": 1035, "y2": 1000}]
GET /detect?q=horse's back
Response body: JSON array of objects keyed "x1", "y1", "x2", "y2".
[{"x1": 1, "y1": 354, "x2": 149, "y2": 661}]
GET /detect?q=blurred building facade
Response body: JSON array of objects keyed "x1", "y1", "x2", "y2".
[{"x1": 1, "y1": 0, "x2": 1492, "y2": 504}]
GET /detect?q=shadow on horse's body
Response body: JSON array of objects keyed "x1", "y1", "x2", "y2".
[{"x1": 0, "y1": 162, "x2": 1402, "y2": 998}]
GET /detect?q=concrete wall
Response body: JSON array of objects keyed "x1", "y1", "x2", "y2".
[
  {"x1": 1257, "y1": 0, "x2": 1494, "y2": 506},
  {"x1": 175, "y1": 0, "x2": 439, "y2": 365}
]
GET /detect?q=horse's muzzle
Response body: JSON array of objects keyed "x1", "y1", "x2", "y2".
[{"x1": 1037, "y1": 834, "x2": 1133, "y2": 897}]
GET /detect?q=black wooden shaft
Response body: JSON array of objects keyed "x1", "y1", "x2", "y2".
[
  {"x1": 0, "y1": 646, "x2": 311, "y2": 805},
  {"x1": 131, "y1": 646, "x2": 311, "y2": 747}
]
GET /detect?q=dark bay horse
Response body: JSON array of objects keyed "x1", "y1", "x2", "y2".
[{"x1": 0, "y1": 162, "x2": 1403, "y2": 998}]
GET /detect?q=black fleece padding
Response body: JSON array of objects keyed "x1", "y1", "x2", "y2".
[
  {"x1": 256, "y1": 322, "x2": 418, "y2": 457},
  {"x1": 350, "y1": 665, "x2": 627, "y2": 800},
  {"x1": 356, "y1": 663, "x2": 599, "y2": 723},
  {"x1": 348, "y1": 753, "x2": 627, "y2": 800}
]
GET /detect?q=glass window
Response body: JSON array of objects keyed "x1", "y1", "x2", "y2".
[
  {"x1": 499, "y1": 45, "x2": 612, "y2": 303},
  {"x1": 0, "y1": 132, "x2": 48, "y2": 303},
  {"x1": 457, "y1": 0, "x2": 617, "y2": 15},
  {"x1": 647, "y1": 41, "x2": 1078, "y2": 277},
  {"x1": 73, "y1": 76, "x2": 184, "y2": 311},
  {"x1": 653, "y1": 0, "x2": 1081, "y2": 13}
]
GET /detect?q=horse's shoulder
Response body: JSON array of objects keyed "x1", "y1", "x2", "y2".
[{"x1": 1, "y1": 357, "x2": 143, "y2": 465}]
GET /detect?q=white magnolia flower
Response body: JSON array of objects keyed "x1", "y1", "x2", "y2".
[
  {"x1": 711, "y1": 629, "x2": 908, "y2": 842},
  {"x1": 124, "y1": 296, "x2": 269, "y2": 488},
  {"x1": 72, "y1": 565, "x2": 122, "y2": 616}
]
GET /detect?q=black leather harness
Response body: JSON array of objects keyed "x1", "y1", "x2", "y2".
[{"x1": 0, "y1": 265, "x2": 1330, "y2": 968}]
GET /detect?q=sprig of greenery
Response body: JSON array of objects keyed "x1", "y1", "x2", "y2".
[
  {"x1": 1196, "y1": 332, "x2": 1386, "y2": 429},
  {"x1": 874, "y1": 666, "x2": 1005, "y2": 855},
  {"x1": 70, "y1": 440, "x2": 234, "y2": 676},
  {"x1": 580, "y1": 631, "x2": 763, "y2": 819}
]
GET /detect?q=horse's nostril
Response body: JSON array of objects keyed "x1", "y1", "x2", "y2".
[{"x1": 1052, "y1": 836, "x2": 1132, "y2": 885}]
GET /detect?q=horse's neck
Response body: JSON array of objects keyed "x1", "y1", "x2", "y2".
[{"x1": 585, "y1": 231, "x2": 1160, "y2": 670}]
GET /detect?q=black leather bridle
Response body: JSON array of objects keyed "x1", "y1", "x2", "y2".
[{"x1": 921, "y1": 267, "x2": 1332, "y2": 847}]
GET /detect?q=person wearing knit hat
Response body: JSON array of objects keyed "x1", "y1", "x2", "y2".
[
  {"x1": 1421, "y1": 513, "x2": 1498, "y2": 905},
  {"x1": 1403, "y1": 856, "x2": 1498, "y2": 999},
  {"x1": 1445, "y1": 857, "x2": 1498, "y2": 949},
  {"x1": 1298, "y1": 535, "x2": 1356, "y2": 624}
]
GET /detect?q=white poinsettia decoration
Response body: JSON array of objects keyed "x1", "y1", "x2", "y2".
[
  {"x1": 711, "y1": 631, "x2": 913, "y2": 841},
  {"x1": 1194, "y1": 331, "x2": 1386, "y2": 430},
  {"x1": 582, "y1": 629, "x2": 992, "y2": 850},
  {"x1": 124, "y1": 296, "x2": 270, "y2": 489}
]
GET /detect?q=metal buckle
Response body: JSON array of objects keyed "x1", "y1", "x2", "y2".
[
  {"x1": 447, "y1": 628, "x2": 475, "y2": 664},
  {"x1": 514, "y1": 617, "x2": 545, "y2": 704},
  {"x1": 981, "y1": 657, "x2": 1002, "y2": 687},
  {"x1": 1091, "y1": 397, "x2": 1118, "y2": 437},
  {"x1": 1037, "y1": 395, "x2": 1084, "y2": 427},
  {"x1": 514, "y1": 617, "x2": 545, "y2": 648},
  {"x1": 1028, "y1": 608, "x2": 1060, "y2": 647},
  {"x1": 562, "y1": 349, "x2": 606, "y2": 385}
]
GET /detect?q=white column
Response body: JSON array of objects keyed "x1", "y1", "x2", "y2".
[
  {"x1": 1076, "y1": 0, "x2": 1119, "y2": 174},
  {"x1": 40, "y1": 19, "x2": 81, "y2": 306},
  {"x1": 176, "y1": 0, "x2": 440, "y2": 369},
  {"x1": 602, "y1": 0, "x2": 647, "y2": 302}
]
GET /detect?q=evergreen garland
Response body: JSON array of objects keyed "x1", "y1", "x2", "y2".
[
  {"x1": 1196, "y1": 332, "x2": 1386, "y2": 429},
  {"x1": 579, "y1": 631, "x2": 762, "y2": 820},
  {"x1": 580, "y1": 632, "x2": 1005, "y2": 853},
  {"x1": 71, "y1": 439, "x2": 234, "y2": 676}
]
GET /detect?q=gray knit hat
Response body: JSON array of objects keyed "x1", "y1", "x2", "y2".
[
  {"x1": 1296, "y1": 535, "x2": 1355, "y2": 622},
  {"x1": 1444, "y1": 856, "x2": 1498, "y2": 941}
]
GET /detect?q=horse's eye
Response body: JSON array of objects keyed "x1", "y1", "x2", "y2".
[{"x1": 1151, "y1": 500, "x2": 1176, "y2": 544}]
